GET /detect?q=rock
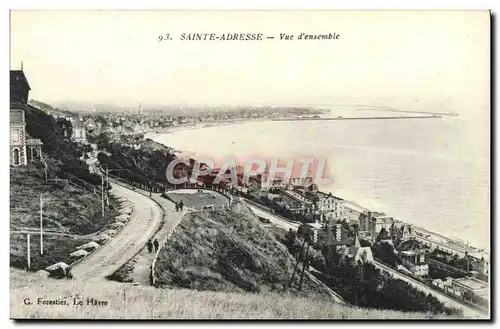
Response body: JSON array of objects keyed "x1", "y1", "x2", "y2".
[
  {"x1": 76, "y1": 241, "x2": 100, "y2": 251},
  {"x1": 45, "y1": 262, "x2": 69, "y2": 272},
  {"x1": 115, "y1": 214, "x2": 129, "y2": 222},
  {"x1": 119, "y1": 207, "x2": 132, "y2": 215},
  {"x1": 110, "y1": 222, "x2": 125, "y2": 229},
  {"x1": 103, "y1": 229, "x2": 117, "y2": 237},
  {"x1": 70, "y1": 249, "x2": 89, "y2": 258},
  {"x1": 94, "y1": 234, "x2": 111, "y2": 243}
]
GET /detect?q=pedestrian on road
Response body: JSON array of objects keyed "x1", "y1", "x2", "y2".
[
  {"x1": 175, "y1": 203, "x2": 179, "y2": 212},
  {"x1": 179, "y1": 200, "x2": 184, "y2": 211},
  {"x1": 153, "y1": 239, "x2": 159, "y2": 252},
  {"x1": 147, "y1": 239, "x2": 153, "y2": 253}
]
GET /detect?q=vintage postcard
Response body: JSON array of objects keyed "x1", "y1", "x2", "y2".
[{"x1": 9, "y1": 10, "x2": 490, "y2": 320}]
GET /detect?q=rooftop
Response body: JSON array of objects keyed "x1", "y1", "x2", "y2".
[
  {"x1": 10, "y1": 70, "x2": 31, "y2": 90},
  {"x1": 452, "y1": 277, "x2": 489, "y2": 291},
  {"x1": 400, "y1": 250, "x2": 418, "y2": 256},
  {"x1": 282, "y1": 189, "x2": 314, "y2": 204}
]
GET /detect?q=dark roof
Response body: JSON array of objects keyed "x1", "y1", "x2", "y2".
[
  {"x1": 10, "y1": 70, "x2": 31, "y2": 90},
  {"x1": 377, "y1": 227, "x2": 391, "y2": 241}
]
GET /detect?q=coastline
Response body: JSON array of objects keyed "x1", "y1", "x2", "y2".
[
  {"x1": 144, "y1": 117, "x2": 268, "y2": 139},
  {"x1": 144, "y1": 120, "x2": 489, "y2": 259}
]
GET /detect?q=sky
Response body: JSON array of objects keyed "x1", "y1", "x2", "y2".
[{"x1": 10, "y1": 10, "x2": 490, "y2": 112}]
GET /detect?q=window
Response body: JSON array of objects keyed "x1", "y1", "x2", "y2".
[
  {"x1": 13, "y1": 148, "x2": 20, "y2": 165},
  {"x1": 10, "y1": 128, "x2": 20, "y2": 143}
]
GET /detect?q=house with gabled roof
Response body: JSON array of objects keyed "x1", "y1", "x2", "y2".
[{"x1": 10, "y1": 67, "x2": 43, "y2": 166}]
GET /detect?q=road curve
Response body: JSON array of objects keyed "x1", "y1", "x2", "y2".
[{"x1": 71, "y1": 183, "x2": 163, "y2": 282}]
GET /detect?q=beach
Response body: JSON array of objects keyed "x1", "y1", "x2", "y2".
[{"x1": 148, "y1": 116, "x2": 490, "y2": 253}]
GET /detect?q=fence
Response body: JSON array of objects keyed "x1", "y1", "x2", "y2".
[
  {"x1": 149, "y1": 195, "x2": 236, "y2": 286},
  {"x1": 42, "y1": 157, "x2": 103, "y2": 197},
  {"x1": 99, "y1": 166, "x2": 239, "y2": 286},
  {"x1": 150, "y1": 207, "x2": 192, "y2": 286},
  {"x1": 46, "y1": 178, "x2": 100, "y2": 194},
  {"x1": 42, "y1": 189, "x2": 132, "y2": 279}
]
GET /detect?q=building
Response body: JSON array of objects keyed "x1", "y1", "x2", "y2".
[
  {"x1": 432, "y1": 277, "x2": 453, "y2": 290},
  {"x1": 322, "y1": 223, "x2": 352, "y2": 251},
  {"x1": 343, "y1": 235, "x2": 374, "y2": 264},
  {"x1": 410, "y1": 233, "x2": 489, "y2": 275},
  {"x1": 449, "y1": 277, "x2": 489, "y2": 300},
  {"x1": 375, "y1": 227, "x2": 394, "y2": 245},
  {"x1": 279, "y1": 189, "x2": 315, "y2": 215},
  {"x1": 343, "y1": 199, "x2": 366, "y2": 223},
  {"x1": 305, "y1": 190, "x2": 346, "y2": 222},
  {"x1": 10, "y1": 68, "x2": 43, "y2": 166},
  {"x1": 288, "y1": 176, "x2": 314, "y2": 189},
  {"x1": 399, "y1": 249, "x2": 429, "y2": 276},
  {"x1": 71, "y1": 121, "x2": 87, "y2": 144},
  {"x1": 359, "y1": 211, "x2": 394, "y2": 242},
  {"x1": 277, "y1": 187, "x2": 346, "y2": 223}
]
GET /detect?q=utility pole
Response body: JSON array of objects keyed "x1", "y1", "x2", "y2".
[
  {"x1": 27, "y1": 233, "x2": 31, "y2": 270},
  {"x1": 106, "y1": 167, "x2": 110, "y2": 206},
  {"x1": 288, "y1": 239, "x2": 306, "y2": 288},
  {"x1": 101, "y1": 175, "x2": 105, "y2": 217},
  {"x1": 298, "y1": 243, "x2": 311, "y2": 291},
  {"x1": 43, "y1": 159, "x2": 48, "y2": 181},
  {"x1": 40, "y1": 194, "x2": 43, "y2": 255}
]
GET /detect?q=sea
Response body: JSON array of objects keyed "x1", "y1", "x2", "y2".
[{"x1": 152, "y1": 113, "x2": 490, "y2": 251}]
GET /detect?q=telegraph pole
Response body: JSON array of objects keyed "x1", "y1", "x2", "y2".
[
  {"x1": 40, "y1": 194, "x2": 43, "y2": 255},
  {"x1": 27, "y1": 233, "x2": 31, "y2": 270},
  {"x1": 288, "y1": 239, "x2": 306, "y2": 288},
  {"x1": 101, "y1": 175, "x2": 105, "y2": 217},
  {"x1": 298, "y1": 243, "x2": 311, "y2": 291},
  {"x1": 106, "y1": 167, "x2": 110, "y2": 206}
]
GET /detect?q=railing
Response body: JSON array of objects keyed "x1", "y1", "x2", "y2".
[
  {"x1": 149, "y1": 197, "x2": 235, "y2": 286},
  {"x1": 100, "y1": 166, "x2": 239, "y2": 286},
  {"x1": 25, "y1": 138, "x2": 43, "y2": 145},
  {"x1": 46, "y1": 177, "x2": 103, "y2": 196},
  {"x1": 150, "y1": 207, "x2": 190, "y2": 286}
]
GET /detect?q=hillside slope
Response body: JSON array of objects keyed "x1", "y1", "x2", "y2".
[
  {"x1": 10, "y1": 269, "x2": 443, "y2": 319},
  {"x1": 24, "y1": 103, "x2": 100, "y2": 186},
  {"x1": 151, "y1": 201, "x2": 335, "y2": 299},
  {"x1": 10, "y1": 166, "x2": 119, "y2": 272}
]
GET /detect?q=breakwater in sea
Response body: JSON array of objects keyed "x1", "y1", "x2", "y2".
[{"x1": 271, "y1": 115, "x2": 442, "y2": 122}]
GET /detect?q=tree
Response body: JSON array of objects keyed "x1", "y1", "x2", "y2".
[{"x1": 285, "y1": 228, "x2": 296, "y2": 248}]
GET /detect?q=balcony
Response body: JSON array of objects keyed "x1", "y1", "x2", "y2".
[{"x1": 26, "y1": 138, "x2": 43, "y2": 146}]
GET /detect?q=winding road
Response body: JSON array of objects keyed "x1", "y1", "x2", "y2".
[{"x1": 71, "y1": 183, "x2": 163, "y2": 282}]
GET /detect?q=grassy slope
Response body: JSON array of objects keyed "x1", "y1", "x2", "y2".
[
  {"x1": 10, "y1": 166, "x2": 119, "y2": 271},
  {"x1": 154, "y1": 201, "x2": 330, "y2": 299},
  {"x1": 10, "y1": 269, "x2": 443, "y2": 319},
  {"x1": 10, "y1": 234, "x2": 92, "y2": 271},
  {"x1": 10, "y1": 166, "x2": 118, "y2": 234}
]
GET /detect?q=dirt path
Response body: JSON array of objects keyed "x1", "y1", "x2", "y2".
[
  {"x1": 125, "y1": 194, "x2": 184, "y2": 285},
  {"x1": 71, "y1": 183, "x2": 163, "y2": 282}
]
